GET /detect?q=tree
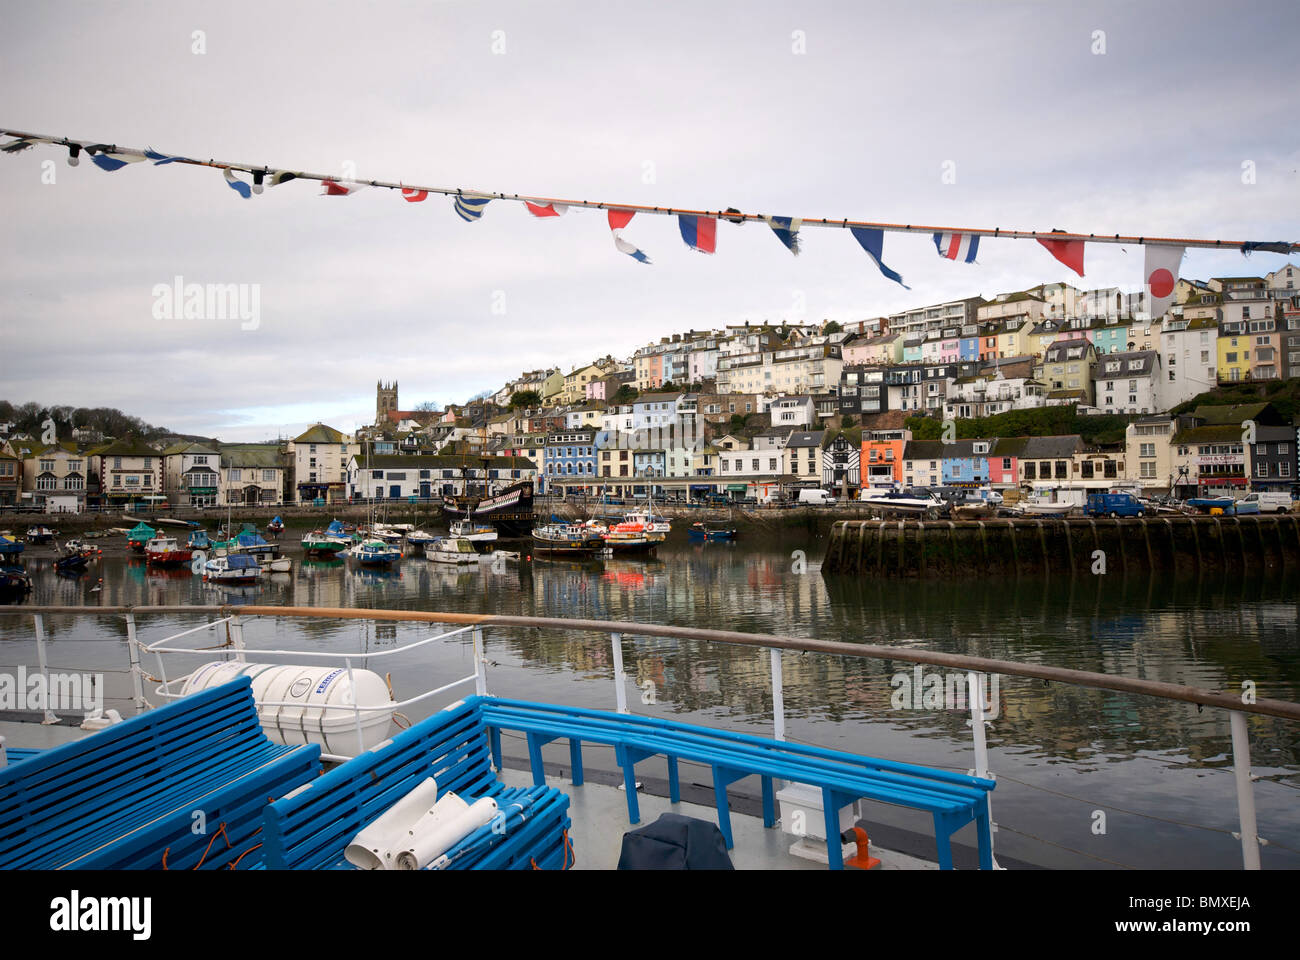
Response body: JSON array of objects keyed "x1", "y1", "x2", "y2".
[
  {"x1": 729, "y1": 414, "x2": 747, "y2": 434},
  {"x1": 841, "y1": 414, "x2": 856, "y2": 427},
  {"x1": 612, "y1": 384, "x2": 638, "y2": 405},
  {"x1": 823, "y1": 321, "x2": 843, "y2": 334},
  {"x1": 510, "y1": 390, "x2": 542, "y2": 409}
]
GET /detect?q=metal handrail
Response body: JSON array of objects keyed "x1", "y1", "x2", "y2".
[{"x1": 4, "y1": 604, "x2": 1297, "y2": 722}]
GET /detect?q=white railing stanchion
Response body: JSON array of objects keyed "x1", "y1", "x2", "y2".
[
  {"x1": 33, "y1": 614, "x2": 57, "y2": 725},
  {"x1": 345, "y1": 656, "x2": 363, "y2": 759},
  {"x1": 967, "y1": 671, "x2": 1000, "y2": 869},
  {"x1": 611, "y1": 632, "x2": 629, "y2": 714},
  {"x1": 125, "y1": 613, "x2": 146, "y2": 712},
  {"x1": 1229, "y1": 711, "x2": 1262, "y2": 870},
  {"x1": 230, "y1": 614, "x2": 246, "y2": 662},
  {"x1": 472, "y1": 627, "x2": 488, "y2": 697},
  {"x1": 770, "y1": 648, "x2": 786, "y2": 741}
]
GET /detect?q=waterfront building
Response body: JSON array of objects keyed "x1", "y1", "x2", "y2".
[
  {"x1": 783, "y1": 431, "x2": 823, "y2": 486},
  {"x1": 1249, "y1": 425, "x2": 1295, "y2": 492},
  {"x1": 0, "y1": 444, "x2": 20, "y2": 507},
  {"x1": 23, "y1": 442, "x2": 90, "y2": 511},
  {"x1": 1124, "y1": 416, "x2": 1178, "y2": 492},
  {"x1": 861, "y1": 429, "x2": 908, "y2": 488},
  {"x1": 1017, "y1": 435, "x2": 1085, "y2": 488},
  {"x1": 94, "y1": 438, "x2": 163, "y2": 508},
  {"x1": 821, "y1": 431, "x2": 860, "y2": 494},
  {"x1": 288, "y1": 423, "x2": 350, "y2": 504},
  {"x1": 901, "y1": 440, "x2": 944, "y2": 489},
  {"x1": 162, "y1": 442, "x2": 221, "y2": 507},
  {"x1": 347, "y1": 454, "x2": 535, "y2": 499},
  {"x1": 542, "y1": 427, "x2": 597, "y2": 494},
  {"x1": 219, "y1": 444, "x2": 286, "y2": 506}
]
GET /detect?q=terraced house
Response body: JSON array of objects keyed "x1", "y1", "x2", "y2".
[
  {"x1": 0, "y1": 445, "x2": 20, "y2": 506},
  {"x1": 220, "y1": 444, "x2": 286, "y2": 505},
  {"x1": 162, "y1": 441, "x2": 221, "y2": 507},
  {"x1": 23, "y1": 442, "x2": 90, "y2": 510},
  {"x1": 346, "y1": 454, "x2": 536, "y2": 499},
  {"x1": 95, "y1": 438, "x2": 162, "y2": 507},
  {"x1": 289, "y1": 423, "x2": 350, "y2": 504}
]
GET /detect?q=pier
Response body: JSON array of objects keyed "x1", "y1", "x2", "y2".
[{"x1": 821, "y1": 514, "x2": 1300, "y2": 578}]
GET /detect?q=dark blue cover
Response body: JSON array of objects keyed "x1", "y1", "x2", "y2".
[{"x1": 616, "y1": 813, "x2": 734, "y2": 870}]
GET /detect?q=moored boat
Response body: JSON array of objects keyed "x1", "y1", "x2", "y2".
[
  {"x1": 25, "y1": 525, "x2": 57, "y2": 545},
  {"x1": 303, "y1": 519, "x2": 352, "y2": 556},
  {"x1": 266, "y1": 515, "x2": 284, "y2": 536},
  {"x1": 602, "y1": 522, "x2": 659, "y2": 554},
  {"x1": 406, "y1": 529, "x2": 440, "y2": 547},
  {"x1": 688, "y1": 521, "x2": 737, "y2": 541},
  {"x1": 126, "y1": 522, "x2": 156, "y2": 552},
  {"x1": 0, "y1": 534, "x2": 24, "y2": 556},
  {"x1": 426, "y1": 537, "x2": 478, "y2": 565},
  {"x1": 187, "y1": 529, "x2": 213, "y2": 551},
  {"x1": 443, "y1": 480, "x2": 535, "y2": 539},
  {"x1": 0, "y1": 564, "x2": 32, "y2": 602},
  {"x1": 449, "y1": 519, "x2": 499, "y2": 550},
  {"x1": 145, "y1": 536, "x2": 193, "y2": 567},
  {"x1": 350, "y1": 539, "x2": 402, "y2": 566},
  {"x1": 203, "y1": 553, "x2": 261, "y2": 584},
  {"x1": 532, "y1": 522, "x2": 604, "y2": 555}
]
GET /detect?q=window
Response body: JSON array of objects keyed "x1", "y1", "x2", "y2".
[
  {"x1": 1140, "y1": 462, "x2": 1156, "y2": 479},
  {"x1": 230, "y1": 468, "x2": 242, "y2": 481},
  {"x1": 1140, "y1": 443, "x2": 1155, "y2": 458}
]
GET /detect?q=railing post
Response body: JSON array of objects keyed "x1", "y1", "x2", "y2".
[
  {"x1": 610, "y1": 632, "x2": 628, "y2": 714},
  {"x1": 345, "y1": 655, "x2": 363, "y2": 758},
  {"x1": 33, "y1": 614, "x2": 57, "y2": 724},
  {"x1": 472, "y1": 627, "x2": 488, "y2": 697},
  {"x1": 1229, "y1": 711, "x2": 1262, "y2": 870},
  {"x1": 770, "y1": 648, "x2": 786, "y2": 741},
  {"x1": 230, "y1": 614, "x2": 246, "y2": 662},
  {"x1": 125, "y1": 613, "x2": 147, "y2": 712},
  {"x1": 967, "y1": 670, "x2": 1000, "y2": 869}
]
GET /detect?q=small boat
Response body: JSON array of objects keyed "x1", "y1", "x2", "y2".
[
  {"x1": 1016, "y1": 498, "x2": 1075, "y2": 517},
  {"x1": 228, "y1": 532, "x2": 279, "y2": 558},
  {"x1": 478, "y1": 549, "x2": 521, "y2": 564},
  {"x1": 688, "y1": 522, "x2": 737, "y2": 542},
  {"x1": 426, "y1": 537, "x2": 478, "y2": 565},
  {"x1": 203, "y1": 553, "x2": 261, "y2": 584},
  {"x1": 366, "y1": 524, "x2": 406, "y2": 544},
  {"x1": 0, "y1": 565, "x2": 32, "y2": 603},
  {"x1": 187, "y1": 529, "x2": 213, "y2": 551},
  {"x1": 449, "y1": 519, "x2": 499, "y2": 546},
  {"x1": 145, "y1": 536, "x2": 193, "y2": 567},
  {"x1": 258, "y1": 555, "x2": 293, "y2": 574},
  {"x1": 25, "y1": 526, "x2": 57, "y2": 545},
  {"x1": 303, "y1": 520, "x2": 352, "y2": 556},
  {"x1": 1186, "y1": 497, "x2": 1258, "y2": 515},
  {"x1": 406, "y1": 529, "x2": 440, "y2": 547},
  {"x1": 951, "y1": 500, "x2": 997, "y2": 520},
  {"x1": 126, "y1": 522, "x2": 156, "y2": 552},
  {"x1": 266, "y1": 516, "x2": 284, "y2": 536},
  {"x1": 867, "y1": 491, "x2": 950, "y2": 517},
  {"x1": 0, "y1": 535, "x2": 25, "y2": 556},
  {"x1": 350, "y1": 540, "x2": 402, "y2": 566},
  {"x1": 532, "y1": 523, "x2": 605, "y2": 555},
  {"x1": 53, "y1": 550, "x2": 90, "y2": 573}
]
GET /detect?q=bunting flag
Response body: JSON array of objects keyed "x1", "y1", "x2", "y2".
[
  {"x1": 267, "y1": 171, "x2": 298, "y2": 187},
  {"x1": 849, "y1": 227, "x2": 909, "y2": 289},
  {"x1": 933, "y1": 232, "x2": 979, "y2": 263},
  {"x1": 608, "y1": 209, "x2": 651, "y2": 263},
  {"x1": 144, "y1": 148, "x2": 185, "y2": 165},
  {"x1": 223, "y1": 168, "x2": 252, "y2": 199},
  {"x1": 765, "y1": 216, "x2": 802, "y2": 255},
  {"x1": 1036, "y1": 233, "x2": 1085, "y2": 277},
  {"x1": 321, "y1": 180, "x2": 368, "y2": 197},
  {"x1": 1143, "y1": 244, "x2": 1184, "y2": 320},
  {"x1": 454, "y1": 194, "x2": 491, "y2": 222},
  {"x1": 524, "y1": 200, "x2": 568, "y2": 218},
  {"x1": 401, "y1": 188, "x2": 428, "y2": 202},
  {"x1": 677, "y1": 214, "x2": 717, "y2": 254},
  {"x1": 1242, "y1": 241, "x2": 1296, "y2": 255},
  {"x1": 87, "y1": 148, "x2": 146, "y2": 172}
]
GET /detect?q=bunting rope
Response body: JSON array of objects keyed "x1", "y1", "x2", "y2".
[{"x1": 2, "y1": 126, "x2": 1296, "y2": 255}]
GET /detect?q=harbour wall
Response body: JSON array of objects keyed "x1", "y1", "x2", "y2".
[{"x1": 821, "y1": 514, "x2": 1300, "y2": 578}]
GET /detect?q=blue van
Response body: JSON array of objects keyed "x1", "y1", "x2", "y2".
[{"x1": 1085, "y1": 492, "x2": 1145, "y2": 518}]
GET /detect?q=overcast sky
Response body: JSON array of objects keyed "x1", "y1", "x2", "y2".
[{"x1": 2, "y1": 0, "x2": 1297, "y2": 442}]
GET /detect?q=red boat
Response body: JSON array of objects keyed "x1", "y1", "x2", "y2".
[{"x1": 145, "y1": 536, "x2": 193, "y2": 567}]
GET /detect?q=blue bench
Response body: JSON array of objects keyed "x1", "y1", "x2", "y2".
[
  {"x1": 0, "y1": 677, "x2": 321, "y2": 870},
  {"x1": 2, "y1": 747, "x2": 41, "y2": 765},
  {"x1": 480, "y1": 696, "x2": 996, "y2": 870},
  {"x1": 263, "y1": 698, "x2": 572, "y2": 870}
]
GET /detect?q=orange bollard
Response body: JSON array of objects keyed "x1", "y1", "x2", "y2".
[{"x1": 840, "y1": 827, "x2": 882, "y2": 870}]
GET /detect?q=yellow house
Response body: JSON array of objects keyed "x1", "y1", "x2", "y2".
[
  {"x1": 993, "y1": 315, "x2": 1036, "y2": 358},
  {"x1": 560, "y1": 364, "x2": 607, "y2": 405},
  {"x1": 1217, "y1": 328, "x2": 1252, "y2": 383},
  {"x1": 539, "y1": 371, "x2": 565, "y2": 401}
]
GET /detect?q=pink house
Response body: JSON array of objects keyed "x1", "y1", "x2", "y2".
[{"x1": 585, "y1": 379, "x2": 607, "y2": 401}]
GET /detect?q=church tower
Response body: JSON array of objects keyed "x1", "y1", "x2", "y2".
[{"x1": 376, "y1": 380, "x2": 398, "y2": 424}]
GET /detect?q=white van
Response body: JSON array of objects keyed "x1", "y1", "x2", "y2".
[
  {"x1": 797, "y1": 488, "x2": 835, "y2": 505},
  {"x1": 1241, "y1": 492, "x2": 1296, "y2": 514}
]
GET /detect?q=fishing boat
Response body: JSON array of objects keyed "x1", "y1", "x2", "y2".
[
  {"x1": 443, "y1": 480, "x2": 535, "y2": 539},
  {"x1": 602, "y1": 522, "x2": 659, "y2": 555},
  {"x1": 0, "y1": 534, "x2": 24, "y2": 556},
  {"x1": 688, "y1": 521, "x2": 737, "y2": 541},
  {"x1": 532, "y1": 522, "x2": 604, "y2": 555},
  {"x1": 617, "y1": 509, "x2": 671, "y2": 542},
  {"x1": 303, "y1": 519, "x2": 352, "y2": 557},
  {"x1": 449, "y1": 518, "x2": 499, "y2": 549},
  {"x1": 203, "y1": 553, "x2": 261, "y2": 584},
  {"x1": 350, "y1": 539, "x2": 402, "y2": 566},
  {"x1": 187, "y1": 529, "x2": 213, "y2": 551},
  {"x1": 426, "y1": 537, "x2": 478, "y2": 565},
  {"x1": 126, "y1": 522, "x2": 156, "y2": 552},
  {"x1": 25, "y1": 525, "x2": 57, "y2": 545},
  {"x1": 145, "y1": 536, "x2": 193, "y2": 567},
  {"x1": 266, "y1": 515, "x2": 284, "y2": 536}
]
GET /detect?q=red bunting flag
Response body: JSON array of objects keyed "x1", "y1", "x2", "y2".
[
  {"x1": 525, "y1": 200, "x2": 568, "y2": 217},
  {"x1": 401, "y1": 188, "x2": 428, "y2": 202},
  {"x1": 1036, "y1": 233, "x2": 1085, "y2": 277}
]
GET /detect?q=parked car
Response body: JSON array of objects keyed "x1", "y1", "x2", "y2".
[{"x1": 1085, "y1": 492, "x2": 1145, "y2": 518}]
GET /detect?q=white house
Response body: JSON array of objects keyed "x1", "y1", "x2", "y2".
[{"x1": 1089, "y1": 351, "x2": 1162, "y2": 415}]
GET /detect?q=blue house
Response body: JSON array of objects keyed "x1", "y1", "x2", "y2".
[
  {"x1": 542, "y1": 428, "x2": 597, "y2": 495},
  {"x1": 939, "y1": 439, "x2": 995, "y2": 486}
]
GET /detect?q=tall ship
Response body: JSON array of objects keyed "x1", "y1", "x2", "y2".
[{"x1": 442, "y1": 479, "x2": 535, "y2": 539}]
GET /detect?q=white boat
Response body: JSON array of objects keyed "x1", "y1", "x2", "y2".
[
  {"x1": 477, "y1": 549, "x2": 520, "y2": 563},
  {"x1": 1017, "y1": 494, "x2": 1076, "y2": 516},
  {"x1": 426, "y1": 537, "x2": 478, "y2": 564},
  {"x1": 449, "y1": 519, "x2": 498, "y2": 544},
  {"x1": 867, "y1": 491, "x2": 949, "y2": 517},
  {"x1": 258, "y1": 556, "x2": 293, "y2": 574},
  {"x1": 350, "y1": 540, "x2": 403, "y2": 566},
  {"x1": 406, "y1": 529, "x2": 440, "y2": 546},
  {"x1": 366, "y1": 524, "x2": 405, "y2": 544},
  {"x1": 203, "y1": 553, "x2": 261, "y2": 584}
]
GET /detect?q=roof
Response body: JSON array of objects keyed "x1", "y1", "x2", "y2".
[
  {"x1": 903, "y1": 440, "x2": 946, "y2": 461},
  {"x1": 96, "y1": 438, "x2": 162, "y2": 457},
  {"x1": 1173, "y1": 424, "x2": 1245, "y2": 443},
  {"x1": 292, "y1": 423, "x2": 347, "y2": 445},
  {"x1": 1093, "y1": 351, "x2": 1158, "y2": 378},
  {"x1": 634, "y1": 392, "x2": 682, "y2": 404},
  {"x1": 1190, "y1": 403, "x2": 1271, "y2": 426},
  {"x1": 219, "y1": 444, "x2": 284, "y2": 469},
  {"x1": 1021, "y1": 435, "x2": 1084, "y2": 458},
  {"x1": 355, "y1": 454, "x2": 538, "y2": 470},
  {"x1": 786, "y1": 431, "x2": 824, "y2": 448}
]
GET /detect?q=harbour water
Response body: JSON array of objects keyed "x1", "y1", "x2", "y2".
[{"x1": 2, "y1": 527, "x2": 1298, "y2": 869}]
